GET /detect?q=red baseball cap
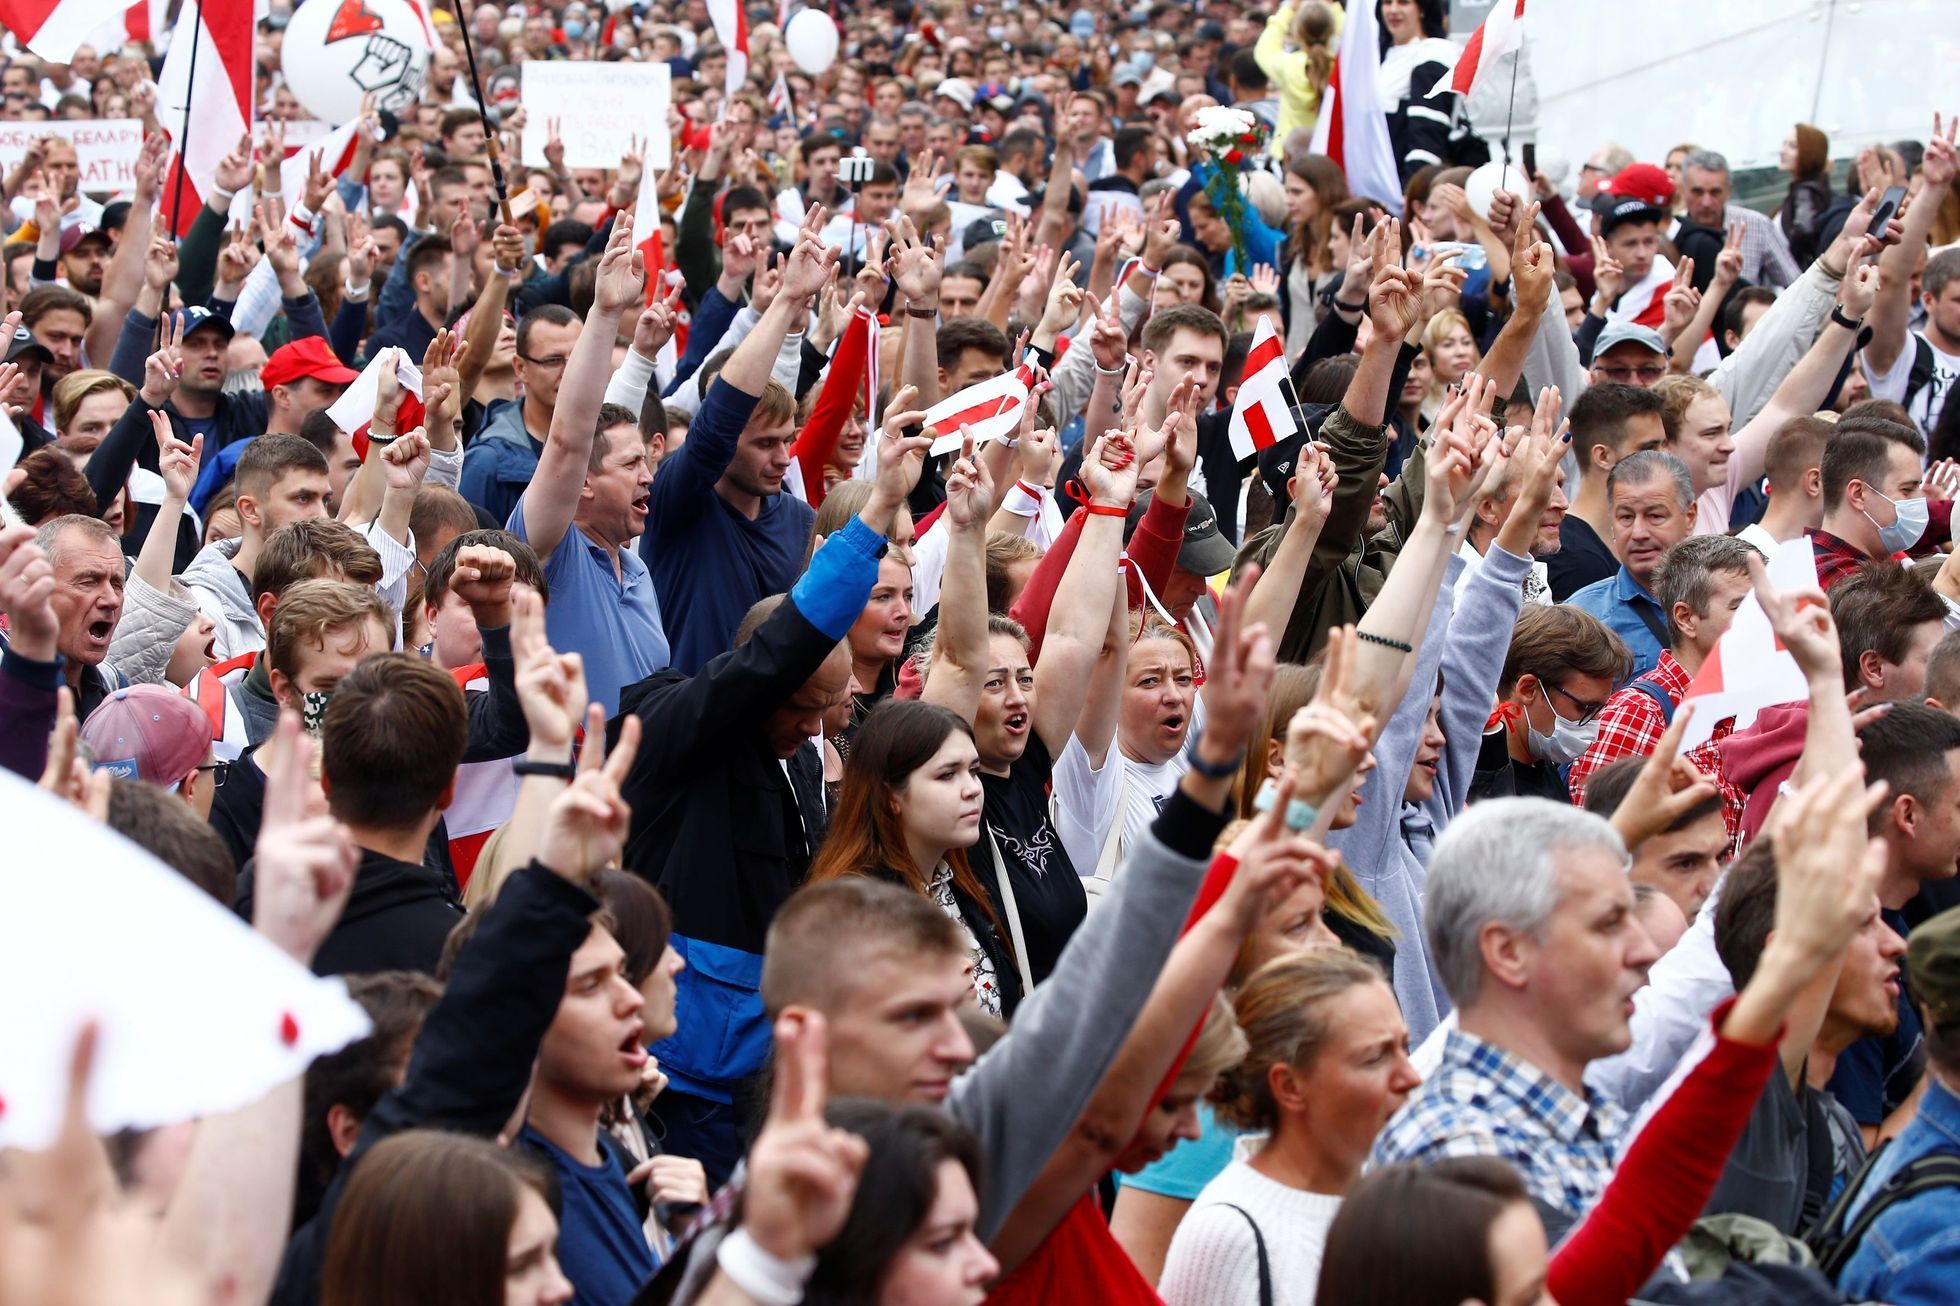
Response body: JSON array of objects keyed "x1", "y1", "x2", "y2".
[
  {"x1": 1596, "y1": 162, "x2": 1674, "y2": 208},
  {"x1": 261, "y1": 337, "x2": 359, "y2": 390}
]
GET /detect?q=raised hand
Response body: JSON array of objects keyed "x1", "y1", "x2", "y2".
[
  {"x1": 252, "y1": 712, "x2": 358, "y2": 964},
  {"x1": 943, "y1": 433, "x2": 996, "y2": 531},
  {"x1": 1079, "y1": 429, "x2": 1141, "y2": 507},
  {"x1": 1765, "y1": 764, "x2": 1890, "y2": 968},
  {"x1": 1510, "y1": 201, "x2": 1553, "y2": 315},
  {"x1": 1249, "y1": 262, "x2": 1281, "y2": 299},
  {"x1": 421, "y1": 327, "x2": 463, "y2": 428},
  {"x1": 1921, "y1": 111, "x2": 1958, "y2": 191},
  {"x1": 1606, "y1": 704, "x2": 1720, "y2": 853},
  {"x1": 1368, "y1": 260, "x2": 1422, "y2": 346},
  {"x1": 1590, "y1": 233, "x2": 1625, "y2": 311},
  {"x1": 739, "y1": 1013, "x2": 869, "y2": 1263},
  {"x1": 212, "y1": 131, "x2": 254, "y2": 195},
  {"x1": 1283, "y1": 625, "x2": 1380, "y2": 805},
  {"x1": 215, "y1": 221, "x2": 261, "y2": 290},
  {"x1": 1748, "y1": 553, "x2": 1840, "y2": 684},
  {"x1": 1924, "y1": 457, "x2": 1960, "y2": 503},
  {"x1": 258, "y1": 199, "x2": 305, "y2": 293},
  {"x1": 380, "y1": 427, "x2": 432, "y2": 492},
  {"x1": 592, "y1": 209, "x2": 647, "y2": 314},
  {"x1": 372, "y1": 348, "x2": 403, "y2": 432},
  {"x1": 1086, "y1": 290, "x2": 1129, "y2": 372},
  {"x1": 1141, "y1": 191, "x2": 1181, "y2": 270},
  {"x1": 140, "y1": 311, "x2": 184, "y2": 407},
  {"x1": 0, "y1": 523, "x2": 59, "y2": 661},
  {"x1": 1416, "y1": 247, "x2": 1467, "y2": 327},
  {"x1": 150, "y1": 411, "x2": 201, "y2": 503},
  {"x1": 633, "y1": 281, "x2": 686, "y2": 358},
  {"x1": 1290, "y1": 441, "x2": 1340, "y2": 528},
  {"x1": 1037, "y1": 250, "x2": 1086, "y2": 338},
  {"x1": 1838, "y1": 247, "x2": 1879, "y2": 320},
  {"x1": 780, "y1": 208, "x2": 840, "y2": 303},
  {"x1": 535, "y1": 710, "x2": 642, "y2": 882},
  {"x1": 1197, "y1": 564, "x2": 1278, "y2": 767},
  {"x1": 132, "y1": 131, "x2": 170, "y2": 203},
  {"x1": 1712, "y1": 219, "x2": 1745, "y2": 289},
  {"x1": 884, "y1": 212, "x2": 944, "y2": 305},
  {"x1": 1660, "y1": 258, "x2": 1700, "y2": 342},
  {"x1": 511, "y1": 586, "x2": 588, "y2": 757},
  {"x1": 1338, "y1": 212, "x2": 1375, "y2": 304},
  {"x1": 301, "y1": 148, "x2": 333, "y2": 213},
  {"x1": 450, "y1": 543, "x2": 518, "y2": 626},
  {"x1": 1221, "y1": 766, "x2": 1342, "y2": 928}
]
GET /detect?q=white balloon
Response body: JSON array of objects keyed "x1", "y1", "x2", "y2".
[
  {"x1": 1463, "y1": 161, "x2": 1531, "y2": 221},
  {"x1": 784, "y1": 9, "x2": 839, "y2": 76},
  {"x1": 281, "y1": 0, "x2": 433, "y2": 125}
]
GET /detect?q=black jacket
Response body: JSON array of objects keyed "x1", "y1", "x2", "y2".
[
  {"x1": 237, "y1": 845, "x2": 462, "y2": 977},
  {"x1": 612, "y1": 596, "x2": 840, "y2": 957},
  {"x1": 270, "y1": 864, "x2": 599, "y2": 1306}
]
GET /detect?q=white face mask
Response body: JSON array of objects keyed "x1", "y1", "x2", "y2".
[{"x1": 1527, "y1": 683, "x2": 1599, "y2": 765}]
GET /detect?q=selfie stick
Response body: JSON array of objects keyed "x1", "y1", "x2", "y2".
[{"x1": 450, "y1": 0, "x2": 516, "y2": 226}]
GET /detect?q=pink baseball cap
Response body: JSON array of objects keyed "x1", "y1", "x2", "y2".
[{"x1": 81, "y1": 685, "x2": 215, "y2": 788}]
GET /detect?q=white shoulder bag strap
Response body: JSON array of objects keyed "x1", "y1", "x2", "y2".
[{"x1": 983, "y1": 823, "x2": 1036, "y2": 996}]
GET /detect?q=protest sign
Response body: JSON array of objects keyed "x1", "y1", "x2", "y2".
[
  {"x1": 518, "y1": 60, "x2": 672, "y2": 171},
  {"x1": 0, "y1": 120, "x2": 145, "y2": 195}
]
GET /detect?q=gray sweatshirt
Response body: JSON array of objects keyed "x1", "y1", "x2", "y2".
[
  {"x1": 1327, "y1": 544, "x2": 1530, "y2": 1043},
  {"x1": 668, "y1": 791, "x2": 1221, "y2": 1300}
]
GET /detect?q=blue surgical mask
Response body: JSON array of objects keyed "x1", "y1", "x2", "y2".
[
  {"x1": 1132, "y1": 51, "x2": 1155, "y2": 72},
  {"x1": 563, "y1": 18, "x2": 585, "y2": 38},
  {"x1": 1864, "y1": 487, "x2": 1930, "y2": 554}
]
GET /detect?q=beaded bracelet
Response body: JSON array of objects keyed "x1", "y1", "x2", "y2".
[{"x1": 1356, "y1": 630, "x2": 1413, "y2": 654}]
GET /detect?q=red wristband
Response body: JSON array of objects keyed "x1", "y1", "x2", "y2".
[
  {"x1": 1015, "y1": 480, "x2": 1043, "y2": 499},
  {"x1": 1085, "y1": 502, "x2": 1129, "y2": 518}
]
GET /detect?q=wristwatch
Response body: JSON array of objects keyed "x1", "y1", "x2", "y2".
[{"x1": 1182, "y1": 726, "x2": 1245, "y2": 780}]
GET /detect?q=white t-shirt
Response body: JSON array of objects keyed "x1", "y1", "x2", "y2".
[
  {"x1": 1864, "y1": 330, "x2": 1960, "y2": 439},
  {"x1": 1051, "y1": 696, "x2": 1207, "y2": 891}
]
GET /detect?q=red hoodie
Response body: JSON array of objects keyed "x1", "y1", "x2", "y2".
[{"x1": 1714, "y1": 701, "x2": 1811, "y2": 850}]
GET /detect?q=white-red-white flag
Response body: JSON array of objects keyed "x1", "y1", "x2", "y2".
[
  {"x1": 156, "y1": 0, "x2": 261, "y2": 238},
  {"x1": 0, "y1": 0, "x2": 125, "y2": 63},
  {"x1": 1606, "y1": 254, "x2": 1675, "y2": 331},
  {"x1": 120, "y1": 0, "x2": 171, "y2": 47},
  {"x1": 1306, "y1": 0, "x2": 1402, "y2": 207},
  {"x1": 1426, "y1": 0, "x2": 1525, "y2": 100},
  {"x1": 1227, "y1": 316, "x2": 1297, "y2": 462},
  {"x1": 705, "y1": 0, "x2": 749, "y2": 94},
  {"x1": 926, "y1": 368, "x2": 1031, "y2": 452},
  {"x1": 1675, "y1": 536, "x2": 1819, "y2": 750},
  {"x1": 769, "y1": 71, "x2": 793, "y2": 119}
]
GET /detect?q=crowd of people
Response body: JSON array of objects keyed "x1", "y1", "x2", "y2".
[{"x1": 6, "y1": 0, "x2": 1960, "y2": 1302}]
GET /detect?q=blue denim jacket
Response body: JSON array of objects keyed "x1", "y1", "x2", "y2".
[{"x1": 1836, "y1": 1075, "x2": 1960, "y2": 1303}]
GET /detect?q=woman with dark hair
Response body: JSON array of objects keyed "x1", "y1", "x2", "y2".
[
  {"x1": 1777, "y1": 123, "x2": 1834, "y2": 266},
  {"x1": 1376, "y1": 0, "x2": 1467, "y2": 184},
  {"x1": 802, "y1": 1100, "x2": 998, "y2": 1306},
  {"x1": 807, "y1": 699, "x2": 1018, "y2": 1016},
  {"x1": 1280, "y1": 155, "x2": 1351, "y2": 353},
  {"x1": 322, "y1": 1129, "x2": 575, "y2": 1306},
  {"x1": 1317, "y1": 1157, "x2": 1545, "y2": 1306}
]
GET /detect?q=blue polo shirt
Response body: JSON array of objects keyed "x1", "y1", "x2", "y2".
[
  {"x1": 509, "y1": 501, "x2": 670, "y2": 716},
  {"x1": 1566, "y1": 566, "x2": 1665, "y2": 679}
]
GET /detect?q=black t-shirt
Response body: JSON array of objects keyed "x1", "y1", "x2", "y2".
[
  {"x1": 976, "y1": 731, "x2": 1086, "y2": 987},
  {"x1": 1548, "y1": 515, "x2": 1618, "y2": 602}
]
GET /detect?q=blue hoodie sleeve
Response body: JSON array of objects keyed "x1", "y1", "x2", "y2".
[
  {"x1": 1424, "y1": 546, "x2": 1531, "y2": 828},
  {"x1": 791, "y1": 515, "x2": 887, "y2": 639}
]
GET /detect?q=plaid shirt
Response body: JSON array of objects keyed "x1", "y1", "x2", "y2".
[
  {"x1": 1725, "y1": 203, "x2": 1802, "y2": 288},
  {"x1": 1685, "y1": 732, "x2": 1752, "y2": 855},
  {"x1": 1373, "y1": 1028, "x2": 1627, "y2": 1224},
  {"x1": 1812, "y1": 528, "x2": 1875, "y2": 591},
  {"x1": 1568, "y1": 653, "x2": 1736, "y2": 831}
]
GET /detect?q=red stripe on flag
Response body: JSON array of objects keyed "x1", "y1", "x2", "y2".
[
  {"x1": 1324, "y1": 57, "x2": 1345, "y2": 168},
  {"x1": 1242, "y1": 331, "x2": 1286, "y2": 378},
  {"x1": 1244, "y1": 399, "x2": 1277, "y2": 452},
  {"x1": 934, "y1": 393, "x2": 1021, "y2": 433},
  {"x1": 1450, "y1": 25, "x2": 1487, "y2": 97}
]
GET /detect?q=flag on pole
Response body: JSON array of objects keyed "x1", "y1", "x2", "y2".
[
  {"x1": 925, "y1": 368, "x2": 1031, "y2": 452},
  {"x1": 0, "y1": 0, "x2": 126, "y2": 63},
  {"x1": 769, "y1": 71, "x2": 794, "y2": 120},
  {"x1": 1674, "y1": 536, "x2": 1820, "y2": 750},
  {"x1": 705, "y1": 0, "x2": 749, "y2": 94},
  {"x1": 1307, "y1": 0, "x2": 1402, "y2": 207},
  {"x1": 156, "y1": 0, "x2": 260, "y2": 238},
  {"x1": 1226, "y1": 316, "x2": 1297, "y2": 462},
  {"x1": 1427, "y1": 0, "x2": 1526, "y2": 100},
  {"x1": 120, "y1": 0, "x2": 171, "y2": 47}
]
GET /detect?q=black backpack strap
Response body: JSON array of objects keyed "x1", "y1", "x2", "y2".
[
  {"x1": 1217, "y1": 1203, "x2": 1273, "y2": 1306},
  {"x1": 1811, "y1": 1146, "x2": 1960, "y2": 1279}
]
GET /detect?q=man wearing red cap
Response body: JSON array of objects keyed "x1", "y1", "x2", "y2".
[{"x1": 261, "y1": 338, "x2": 358, "y2": 441}]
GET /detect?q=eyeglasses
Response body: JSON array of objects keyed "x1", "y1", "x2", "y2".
[
  {"x1": 1546, "y1": 682, "x2": 1607, "y2": 724},
  {"x1": 1579, "y1": 162, "x2": 1607, "y2": 175},
  {"x1": 193, "y1": 760, "x2": 231, "y2": 789},
  {"x1": 1593, "y1": 364, "x2": 1668, "y2": 384},
  {"x1": 517, "y1": 353, "x2": 570, "y2": 370}
]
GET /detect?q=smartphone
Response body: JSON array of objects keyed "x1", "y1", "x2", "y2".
[
  {"x1": 1871, "y1": 184, "x2": 1908, "y2": 236},
  {"x1": 1521, "y1": 143, "x2": 1537, "y2": 179}
]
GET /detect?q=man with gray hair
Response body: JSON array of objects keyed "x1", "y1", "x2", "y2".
[
  {"x1": 22, "y1": 514, "x2": 128, "y2": 720},
  {"x1": 1566, "y1": 450, "x2": 1699, "y2": 677},
  {"x1": 1676, "y1": 148, "x2": 1801, "y2": 289},
  {"x1": 1569, "y1": 534, "x2": 1760, "y2": 806},
  {"x1": 1372, "y1": 797, "x2": 1658, "y2": 1234}
]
